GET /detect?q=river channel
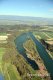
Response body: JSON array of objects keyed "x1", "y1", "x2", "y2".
[{"x1": 15, "y1": 32, "x2": 53, "y2": 80}]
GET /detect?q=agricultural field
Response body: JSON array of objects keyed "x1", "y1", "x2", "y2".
[
  {"x1": 0, "y1": 33, "x2": 8, "y2": 44},
  {"x1": 33, "y1": 26, "x2": 53, "y2": 59},
  {"x1": 0, "y1": 47, "x2": 5, "y2": 80},
  {"x1": 3, "y1": 63, "x2": 22, "y2": 80},
  {"x1": 0, "y1": 48, "x2": 5, "y2": 62},
  {"x1": 45, "y1": 32, "x2": 53, "y2": 38},
  {"x1": 33, "y1": 31, "x2": 49, "y2": 40},
  {"x1": 0, "y1": 32, "x2": 22, "y2": 80},
  {"x1": 0, "y1": 33, "x2": 7, "y2": 74}
]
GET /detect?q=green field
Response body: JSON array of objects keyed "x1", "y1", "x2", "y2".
[
  {"x1": 0, "y1": 48, "x2": 5, "y2": 62},
  {"x1": 0, "y1": 33, "x2": 7, "y2": 35},
  {"x1": 0, "y1": 48, "x2": 5, "y2": 74},
  {"x1": 33, "y1": 31, "x2": 49, "y2": 40},
  {"x1": 6, "y1": 64, "x2": 22, "y2": 80},
  {"x1": 45, "y1": 32, "x2": 53, "y2": 38}
]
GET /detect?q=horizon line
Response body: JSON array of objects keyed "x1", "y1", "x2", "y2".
[{"x1": 0, "y1": 15, "x2": 53, "y2": 19}]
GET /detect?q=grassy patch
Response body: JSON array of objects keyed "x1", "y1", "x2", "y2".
[
  {"x1": 0, "y1": 48, "x2": 5, "y2": 62},
  {"x1": 0, "y1": 33, "x2": 7, "y2": 36},
  {"x1": 33, "y1": 32, "x2": 49, "y2": 40},
  {"x1": 45, "y1": 32, "x2": 53, "y2": 38},
  {"x1": 7, "y1": 64, "x2": 22, "y2": 80}
]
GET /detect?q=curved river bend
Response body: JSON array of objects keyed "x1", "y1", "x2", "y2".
[
  {"x1": 15, "y1": 32, "x2": 53, "y2": 80},
  {"x1": 15, "y1": 33, "x2": 39, "y2": 70}
]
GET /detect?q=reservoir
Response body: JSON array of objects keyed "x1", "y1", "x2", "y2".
[{"x1": 15, "y1": 32, "x2": 53, "y2": 80}]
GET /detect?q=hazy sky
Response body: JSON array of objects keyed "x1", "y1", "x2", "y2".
[{"x1": 0, "y1": 0, "x2": 53, "y2": 18}]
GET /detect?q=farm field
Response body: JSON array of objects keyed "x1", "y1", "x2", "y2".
[
  {"x1": 33, "y1": 31, "x2": 53, "y2": 40},
  {"x1": 45, "y1": 32, "x2": 53, "y2": 38},
  {"x1": 3, "y1": 63, "x2": 22, "y2": 80},
  {"x1": 0, "y1": 47, "x2": 5, "y2": 79},
  {"x1": 33, "y1": 31, "x2": 49, "y2": 40},
  {"x1": 0, "y1": 48, "x2": 5, "y2": 62},
  {"x1": 0, "y1": 33, "x2": 22, "y2": 80}
]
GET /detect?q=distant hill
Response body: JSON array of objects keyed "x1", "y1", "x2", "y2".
[{"x1": 0, "y1": 15, "x2": 53, "y2": 25}]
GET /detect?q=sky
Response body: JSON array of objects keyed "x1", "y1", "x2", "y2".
[{"x1": 0, "y1": 0, "x2": 53, "y2": 18}]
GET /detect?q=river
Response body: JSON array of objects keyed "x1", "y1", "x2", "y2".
[
  {"x1": 15, "y1": 32, "x2": 53, "y2": 80},
  {"x1": 15, "y1": 33, "x2": 39, "y2": 70}
]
